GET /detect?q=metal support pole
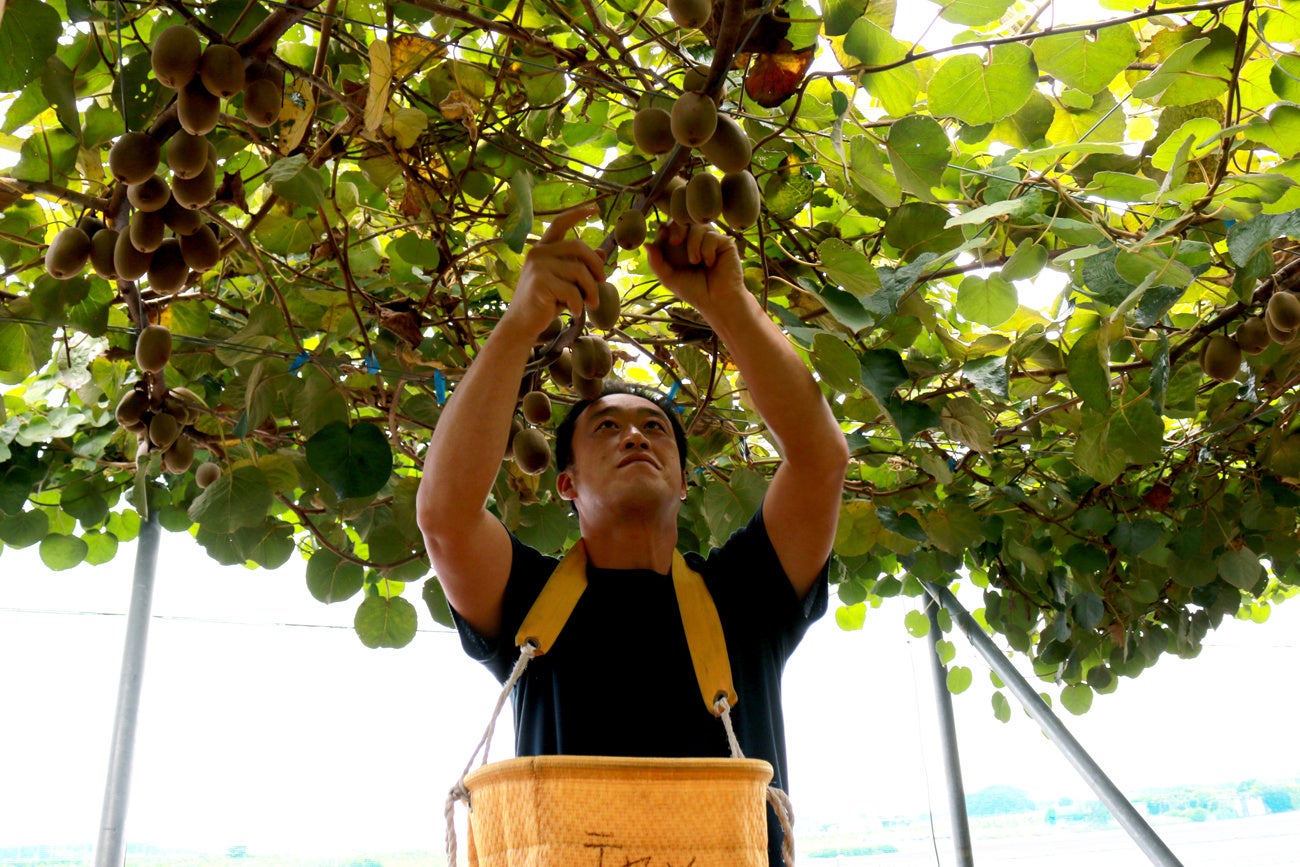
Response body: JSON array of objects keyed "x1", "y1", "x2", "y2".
[
  {"x1": 922, "y1": 583, "x2": 1184, "y2": 867},
  {"x1": 923, "y1": 598, "x2": 975, "y2": 867},
  {"x1": 94, "y1": 510, "x2": 161, "y2": 867}
]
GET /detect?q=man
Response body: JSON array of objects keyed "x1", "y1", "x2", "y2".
[{"x1": 418, "y1": 204, "x2": 848, "y2": 863}]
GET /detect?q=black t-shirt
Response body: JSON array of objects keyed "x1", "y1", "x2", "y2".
[{"x1": 453, "y1": 508, "x2": 829, "y2": 865}]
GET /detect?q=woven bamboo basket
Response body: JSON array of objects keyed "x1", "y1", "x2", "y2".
[{"x1": 462, "y1": 754, "x2": 774, "y2": 867}]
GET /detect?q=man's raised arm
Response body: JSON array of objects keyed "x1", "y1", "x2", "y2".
[
  {"x1": 647, "y1": 224, "x2": 849, "y2": 600},
  {"x1": 417, "y1": 205, "x2": 606, "y2": 638}
]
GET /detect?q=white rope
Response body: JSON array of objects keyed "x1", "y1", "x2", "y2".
[
  {"x1": 445, "y1": 642, "x2": 539, "y2": 867},
  {"x1": 715, "y1": 694, "x2": 796, "y2": 866}
]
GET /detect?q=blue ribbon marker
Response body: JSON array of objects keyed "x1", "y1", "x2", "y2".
[
  {"x1": 288, "y1": 350, "x2": 310, "y2": 373},
  {"x1": 364, "y1": 351, "x2": 379, "y2": 374},
  {"x1": 434, "y1": 369, "x2": 447, "y2": 405}
]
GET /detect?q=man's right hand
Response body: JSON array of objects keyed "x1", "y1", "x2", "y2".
[{"x1": 503, "y1": 203, "x2": 609, "y2": 338}]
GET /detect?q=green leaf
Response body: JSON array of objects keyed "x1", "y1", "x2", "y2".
[
  {"x1": 1072, "y1": 592, "x2": 1105, "y2": 629},
  {"x1": 818, "y1": 239, "x2": 880, "y2": 297},
  {"x1": 940, "y1": 397, "x2": 994, "y2": 455},
  {"x1": 40, "y1": 533, "x2": 88, "y2": 571},
  {"x1": 1075, "y1": 412, "x2": 1126, "y2": 484},
  {"x1": 859, "y1": 348, "x2": 908, "y2": 403},
  {"x1": 962, "y1": 356, "x2": 1009, "y2": 399},
  {"x1": 929, "y1": 43, "x2": 1038, "y2": 125},
  {"x1": 266, "y1": 154, "x2": 326, "y2": 209},
  {"x1": 834, "y1": 501, "x2": 883, "y2": 557},
  {"x1": 1060, "y1": 683, "x2": 1093, "y2": 715},
  {"x1": 501, "y1": 169, "x2": 534, "y2": 254},
  {"x1": 0, "y1": 315, "x2": 54, "y2": 380},
  {"x1": 956, "y1": 274, "x2": 1018, "y2": 327},
  {"x1": 931, "y1": 0, "x2": 1013, "y2": 26},
  {"x1": 306, "y1": 421, "x2": 393, "y2": 500},
  {"x1": 812, "y1": 332, "x2": 862, "y2": 394},
  {"x1": 946, "y1": 665, "x2": 973, "y2": 694},
  {"x1": 885, "y1": 397, "x2": 941, "y2": 443},
  {"x1": 40, "y1": 56, "x2": 81, "y2": 139},
  {"x1": 823, "y1": 0, "x2": 868, "y2": 37},
  {"x1": 0, "y1": 509, "x2": 50, "y2": 547},
  {"x1": 904, "y1": 609, "x2": 930, "y2": 637},
  {"x1": 1032, "y1": 23, "x2": 1139, "y2": 95},
  {"x1": 0, "y1": 0, "x2": 61, "y2": 92},
  {"x1": 422, "y1": 577, "x2": 455, "y2": 628},
  {"x1": 306, "y1": 548, "x2": 366, "y2": 603},
  {"x1": 188, "y1": 465, "x2": 274, "y2": 534},
  {"x1": 835, "y1": 602, "x2": 867, "y2": 631},
  {"x1": 1001, "y1": 242, "x2": 1048, "y2": 282},
  {"x1": 886, "y1": 116, "x2": 950, "y2": 200},
  {"x1": 388, "y1": 231, "x2": 440, "y2": 269},
  {"x1": 1066, "y1": 331, "x2": 1111, "y2": 412},
  {"x1": 1110, "y1": 519, "x2": 1162, "y2": 557},
  {"x1": 1110, "y1": 400, "x2": 1164, "y2": 466},
  {"x1": 354, "y1": 594, "x2": 419, "y2": 649},
  {"x1": 1217, "y1": 547, "x2": 1262, "y2": 590},
  {"x1": 991, "y1": 690, "x2": 1011, "y2": 722},
  {"x1": 922, "y1": 501, "x2": 982, "y2": 556}
]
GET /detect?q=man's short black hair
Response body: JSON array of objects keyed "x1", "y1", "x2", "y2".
[{"x1": 554, "y1": 381, "x2": 688, "y2": 472}]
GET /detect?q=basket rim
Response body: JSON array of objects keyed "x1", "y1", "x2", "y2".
[{"x1": 464, "y1": 755, "x2": 774, "y2": 788}]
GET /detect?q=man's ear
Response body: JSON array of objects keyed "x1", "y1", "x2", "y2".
[
  {"x1": 679, "y1": 469, "x2": 689, "y2": 501},
  {"x1": 557, "y1": 468, "x2": 577, "y2": 502}
]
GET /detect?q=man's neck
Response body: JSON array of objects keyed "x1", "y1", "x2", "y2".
[{"x1": 579, "y1": 512, "x2": 678, "y2": 573}]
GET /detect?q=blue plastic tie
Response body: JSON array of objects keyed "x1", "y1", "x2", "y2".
[
  {"x1": 434, "y1": 369, "x2": 447, "y2": 405},
  {"x1": 364, "y1": 351, "x2": 379, "y2": 374},
  {"x1": 288, "y1": 350, "x2": 310, "y2": 373}
]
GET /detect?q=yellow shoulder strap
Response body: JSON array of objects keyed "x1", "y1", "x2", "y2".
[{"x1": 514, "y1": 540, "x2": 737, "y2": 716}]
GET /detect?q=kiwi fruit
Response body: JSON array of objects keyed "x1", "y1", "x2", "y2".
[
  {"x1": 1267, "y1": 291, "x2": 1300, "y2": 332},
  {"x1": 572, "y1": 334, "x2": 613, "y2": 379},
  {"x1": 243, "y1": 78, "x2": 282, "y2": 127},
  {"x1": 90, "y1": 228, "x2": 120, "y2": 279},
  {"x1": 136, "y1": 324, "x2": 173, "y2": 373},
  {"x1": 700, "y1": 114, "x2": 752, "y2": 173},
  {"x1": 128, "y1": 176, "x2": 171, "y2": 213},
  {"x1": 653, "y1": 174, "x2": 686, "y2": 206},
  {"x1": 590, "y1": 280, "x2": 622, "y2": 331},
  {"x1": 682, "y1": 66, "x2": 708, "y2": 94},
  {"x1": 149, "y1": 411, "x2": 182, "y2": 450},
  {"x1": 512, "y1": 427, "x2": 552, "y2": 475},
  {"x1": 178, "y1": 78, "x2": 221, "y2": 136},
  {"x1": 721, "y1": 170, "x2": 760, "y2": 229},
  {"x1": 1234, "y1": 316, "x2": 1271, "y2": 355},
  {"x1": 161, "y1": 198, "x2": 203, "y2": 235},
  {"x1": 114, "y1": 230, "x2": 153, "y2": 281},
  {"x1": 685, "y1": 173, "x2": 723, "y2": 223},
  {"x1": 633, "y1": 107, "x2": 676, "y2": 155},
  {"x1": 504, "y1": 416, "x2": 523, "y2": 458},
  {"x1": 164, "y1": 435, "x2": 195, "y2": 474},
  {"x1": 1265, "y1": 314, "x2": 1296, "y2": 345},
  {"x1": 167, "y1": 130, "x2": 209, "y2": 180},
  {"x1": 45, "y1": 227, "x2": 92, "y2": 279},
  {"x1": 195, "y1": 462, "x2": 222, "y2": 488},
  {"x1": 522, "y1": 390, "x2": 553, "y2": 425},
  {"x1": 109, "y1": 132, "x2": 161, "y2": 185},
  {"x1": 171, "y1": 162, "x2": 216, "y2": 210},
  {"x1": 1200, "y1": 335, "x2": 1242, "y2": 383},
  {"x1": 670, "y1": 185, "x2": 693, "y2": 225},
  {"x1": 148, "y1": 238, "x2": 190, "y2": 294},
  {"x1": 549, "y1": 348, "x2": 574, "y2": 388},
  {"x1": 667, "y1": 0, "x2": 712, "y2": 30},
  {"x1": 180, "y1": 223, "x2": 220, "y2": 270},
  {"x1": 200, "y1": 44, "x2": 245, "y2": 99},
  {"x1": 657, "y1": 234, "x2": 696, "y2": 270},
  {"x1": 671, "y1": 91, "x2": 718, "y2": 148},
  {"x1": 115, "y1": 389, "x2": 151, "y2": 427},
  {"x1": 151, "y1": 25, "x2": 202, "y2": 90},
  {"x1": 77, "y1": 215, "x2": 107, "y2": 238},
  {"x1": 573, "y1": 372, "x2": 604, "y2": 400},
  {"x1": 613, "y1": 209, "x2": 647, "y2": 250},
  {"x1": 130, "y1": 210, "x2": 166, "y2": 253},
  {"x1": 536, "y1": 316, "x2": 564, "y2": 346}
]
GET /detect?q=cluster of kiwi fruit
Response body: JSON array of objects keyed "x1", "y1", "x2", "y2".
[
  {"x1": 151, "y1": 23, "x2": 282, "y2": 130},
  {"x1": 116, "y1": 323, "x2": 221, "y2": 487},
  {"x1": 1200, "y1": 291, "x2": 1300, "y2": 382}
]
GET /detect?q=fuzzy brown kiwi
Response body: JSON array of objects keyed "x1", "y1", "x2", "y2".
[
  {"x1": 653, "y1": 174, "x2": 686, "y2": 206},
  {"x1": 151, "y1": 25, "x2": 202, "y2": 90},
  {"x1": 613, "y1": 209, "x2": 647, "y2": 250},
  {"x1": 45, "y1": 227, "x2": 92, "y2": 279},
  {"x1": 1267, "y1": 291, "x2": 1300, "y2": 332},
  {"x1": 195, "y1": 462, "x2": 222, "y2": 488},
  {"x1": 135, "y1": 324, "x2": 173, "y2": 373},
  {"x1": 521, "y1": 390, "x2": 553, "y2": 425},
  {"x1": 167, "y1": 130, "x2": 209, "y2": 180},
  {"x1": 1201, "y1": 335, "x2": 1243, "y2": 382},
  {"x1": 128, "y1": 175, "x2": 171, "y2": 213},
  {"x1": 179, "y1": 223, "x2": 220, "y2": 271},
  {"x1": 572, "y1": 335, "x2": 613, "y2": 379},
  {"x1": 549, "y1": 348, "x2": 574, "y2": 388},
  {"x1": 1234, "y1": 316, "x2": 1271, "y2": 355},
  {"x1": 199, "y1": 44, "x2": 246, "y2": 99},
  {"x1": 90, "y1": 228, "x2": 119, "y2": 279},
  {"x1": 720, "y1": 170, "x2": 760, "y2": 229},
  {"x1": 512, "y1": 427, "x2": 552, "y2": 475},
  {"x1": 178, "y1": 78, "x2": 221, "y2": 136},
  {"x1": 161, "y1": 198, "x2": 203, "y2": 235},
  {"x1": 536, "y1": 317, "x2": 564, "y2": 346},
  {"x1": 685, "y1": 173, "x2": 723, "y2": 223},
  {"x1": 115, "y1": 389, "x2": 151, "y2": 427},
  {"x1": 670, "y1": 185, "x2": 693, "y2": 225},
  {"x1": 109, "y1": 132, "x2": 162, "y2": 185},
  {"x1": 113, "y1": 230, "x2": 153, "y2": 281},
  {"x1": 1265, "y1": 313, "x2": 1296, "y2": 345},
  {"x1": 670, "y1": 91, "x2": 718, "y2": 148},
  {"x1": 77, "y1": 215, "x2": 106, "y2": 238},
  {"x1": 148, "y1": 238, "x2": 189, "y2": 294},
  {"x1": 243, "y1": 78, "x2": 282, "y2": 127},
  {"x1": 699, "y1": 114, "x2": 752, "y2": 173},
  {"x1": 573, "y1": 372, "x2": 604, "y2": 400},
  {"x1": 682, "y1": 66, "x2": 708, "y2": 94},
  {"x1": 632, "y1": 107, "x2": 676, "y2": 155},
  {"x1": 164, "y1": 434, "x2": 195, "y2": 474},
  {"x1": 589, "y1": 280, "x2": 622, "y2": 331},
  {"x1": 171, "y1": 162, "x2": 216, "y2": 210},
  {"x1": 656, "y1": 232, "x2": 696, "y2": 270},
  {"x1": 129, "y1": 209, "x2": 167, "y2": 253},
  {"x1": 149, "y1": 411, "x2": 182, "y2": 450},
  {"x1": 667, "y1": 0, "x2": 712, "y2": 30}
]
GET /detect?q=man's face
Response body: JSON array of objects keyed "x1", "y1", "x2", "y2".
[{"x1": 556, "y1": 393, "x2": 688, "y2": 516}]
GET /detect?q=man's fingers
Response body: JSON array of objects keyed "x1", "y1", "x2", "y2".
[{"x1": 538, "y1": 203, "x2": 599, "y2": 245}]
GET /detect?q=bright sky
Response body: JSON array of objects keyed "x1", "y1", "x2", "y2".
[{"x1": 2, "y1": 530, "x2": 1298, "y2": 856}]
